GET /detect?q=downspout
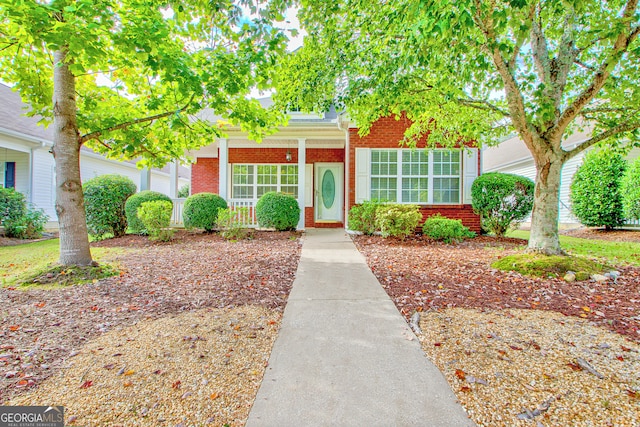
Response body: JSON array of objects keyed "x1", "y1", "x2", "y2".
[{"x1": 337, "y1": 114, "x2": 350, "y2": 230}]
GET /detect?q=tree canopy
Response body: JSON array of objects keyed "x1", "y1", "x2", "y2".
[
  {"x1": 1, "y1": 0, "x2": 290, "y2": 166},
  {"x1": 277, "y1": 0, "x2": 640, "y2": 253},
  {"x1": 0, "y1": 0, "x2": 292, "y2": 266}
]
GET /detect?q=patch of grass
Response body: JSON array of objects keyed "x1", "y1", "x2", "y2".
[
  {"x1": 0, "y1": 238, "x2": 126, "y2": 287},
  {"x1": 492, "y1": 253, "x2": 610, "y2": 279},
  {"x1": 507, "y1": 230, "x2": 640, "y2": 266}
]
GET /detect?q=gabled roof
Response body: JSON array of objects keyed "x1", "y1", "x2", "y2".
[{"x1": 0, "y1": 83, "x2": 53, "y2": 142}]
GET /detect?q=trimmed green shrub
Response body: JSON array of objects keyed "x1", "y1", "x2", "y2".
[
  {"x1": 0, "y1": 187, "x2": 26, "y2": 228},
  {"x1": 348, "y1": 199, "x2": 383, "y2": 235},
  {"x1": 178, "y1": 184, "x2": 190, "y2": 198},
  {"x1": 183, "y1": 192, "x2": 227, "y2": 232},
  {"x1": 375, "y1": 204, "x2": 422, "y2": 239},
  {"x1": 422, "y1": 214, "x2": 476, "y2": 244},
  {"x1": 4, "y1": 205, "x2": 48, "y2": 239},
  {"x1": 216, "y1": 207, "x2": 249, "y2": 240},
  {"x1": 137, "y1": 200, "x2": 174, "y2": 241},
  {"x1": 570, "y1": 149, "x2": 626, "y2": 229},
  {"x1": 622, "y1": 157, "x2": 640, "y2": 220},
  {"x1": 84, "y1": 174, "x2": 137, "y2": 238},
  {"x1": 0, "y1": 188, "x2": 48, "y2": 239},
  {"x1": 471, "y1": 172, "x2": 535, "y2": 236},
  {"x1": 255, "y1": 192, "x2": 300, "y2": 231},
  {"x1": 125, "y1": 191, "x2": 173, "y2": 234}
]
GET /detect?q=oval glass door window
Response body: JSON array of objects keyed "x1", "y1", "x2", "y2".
[{"x1": 321, "y1": 170, "x2": 335, "y2": 209}]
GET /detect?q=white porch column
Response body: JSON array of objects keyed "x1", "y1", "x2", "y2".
[
  {"x1": 218, "y1": 138, "x2": 228, "y2": 200},
  {"x1": 169, "y1": 160, "x2": 179, "y2": 198},
  {"x1": 297, "y1": 138, "x2": 306, "y2": 229},
  {"x1": 140, "y1": 168, "x2": 151, "y2": 191}
]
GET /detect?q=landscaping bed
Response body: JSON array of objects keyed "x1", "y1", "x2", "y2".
[
  {"x1": 353, "y1": 233, "x2": 640, "y2": 426},
  {"x1": 0, "y1": 229, "x2": 301, "y2": 421}
]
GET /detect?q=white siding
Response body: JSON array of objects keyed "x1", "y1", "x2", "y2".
[
  {"x1": 354, "y1": 148, "x2": 370, "y2": 203},
  {"x1": 31, "y1": 148, "x2": 57, "y2": 218},
  {"x1": 1, "y1": 149, "x2": 29, "y2": 197},
  {"x1": 462, "y1": 148, "x2": 478, "y2": 204}
]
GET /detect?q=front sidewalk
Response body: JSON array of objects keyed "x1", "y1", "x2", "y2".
[{"x1": 246, "y1": 228, "x2": 473, "y2": 426}]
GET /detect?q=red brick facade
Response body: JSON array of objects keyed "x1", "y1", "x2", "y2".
[
  {"x1": 191, "y1": 158, "x2": 219, "y2": 194},
  {"x1": 347, "y1": 115, "x2": 481, "y2": 233},
  {"x1": 190, "y1": 114, "x2": 480, "y2": 232}
]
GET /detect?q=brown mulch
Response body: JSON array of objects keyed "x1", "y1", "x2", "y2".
[
  {"x1": 353, "y1": 235, "x2": 640, "y2": 342},
  {"x1": 561, "y1": 227, "x2": 640, "y2": 243},
  {"x1": 0, "y1": 230, "x2": 301, "y2": 404}
]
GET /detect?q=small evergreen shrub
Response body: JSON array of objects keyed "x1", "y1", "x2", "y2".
[
  {"x1": 137, "y1": 200, "x2": 174, "y2": 241},
  {"x1": 125, "y1": 190, "x2": 173, "y2": 234},
  {"x1": 374, "y1": 204, "x2": 422, "y2": 239},
  {"x1": 183, "y1": 192, "x2": 227, "y2": 232},
  {"x1": 178, "y1": 184, "x2": 190, "y2": 198},
  {"x1": 216, "y1": 207, "x2": 249, "y2": 240},
  {"x1": 348, "y1": 199, "x2": 383, "y2": 235},
  {"x1": 0, "y1": 188, "x2": 48, "y2": 239},
  {"x1": 622, "y1": 157, "x2": 640, "y2": 220},
  {"x1": 83, "y1": 174, "x2": 137, "y2": 238},
  {"x1": 422, "y1": 214, "x2": 476, "y2": 244},
  {"x1": 0, "y1": 187, "x2": 27, "y2": 228},
  {"x1": 4, "y1": 205, "x2": 48, "y2": 239},
  {"x1": 255, "y1": 192, "x2": 300, "y2": 231},
  {"x1": 471, "y1": 172, "x2": 534, "y2": 236},
  {"x1": 570, "y1": 149, "x2": 626, "y2": 229}
]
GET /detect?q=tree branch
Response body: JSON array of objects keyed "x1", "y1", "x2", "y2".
[
  {"x1": 509, "y1": 3, "x2": 536, "y2": 70},
  {"x1": 456, "y1": 97, "x2": 510, "y2": 117},
  {"x1": 557, "y1": 0, "x2": 640, "y2": 135},
  {"x1": 565, "y1": 118, "x2": 640, "y2": 160},
  {"x1": 471, "y1": 0, "x2": 533, "y2": 146},
  {"x1": 80, "y1": 94, "x2": 196, "y2": 144}
]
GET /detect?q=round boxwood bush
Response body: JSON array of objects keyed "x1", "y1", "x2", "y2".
[
  {"x1": 0, "y1": 187, "x2": 27, "y2": 227},
  {"x1": 570, "y1": 149, "x2": 626, "y2": 230},
  {"x1": 471, "y1": 172, "x2": 535, "y2": 236},
  {"x1": 622, "y1": 157, "x2": 640, "y2": 221},
  {"x1": 182, "y1": 192, "x2": 227, "y2": 232},
  {"x1": 83, "y1": 174, "x2": 137, "y2": 238},
  {"x1": 125, "y1": 190, "x2": 173, "y2": 234},
  {"x1": 255, "y1": 192, "x2": 300, "y2": 231}
]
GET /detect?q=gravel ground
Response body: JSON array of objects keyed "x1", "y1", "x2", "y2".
[
  {"x1": 9, "y1": 306, "x2": 281, "y2": 426},
  {"x1": 418, "y1": 308, "x2": 640, "y2": 427},
  {"x1": 1, "y1": 231, "x2": 301, "y2": 406}
]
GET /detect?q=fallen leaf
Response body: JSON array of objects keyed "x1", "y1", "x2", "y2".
[
  {"x1": 617, "y1": 355, "x2": 625, "y2": 362},
  {"x1": 434, "y1": 342, "x2": 442, "y2": 347},
  {"x1": 8, "y1": 325, "x2": 20, "y2": 332},
  {"x1": 172, "y1": 380, "x2": 181, "y2": 389},
  {"x1": 34, "y1": 302, "x2": 46, "y2": 308},
  {"x1": 210, "y1": 392, "x2": 220, "y2": 400},
  {"x1": 509, "y1": 345, "x2": 523, "y2": 351},
  {"x1": 627, "y1": 389, "x2": 639, "y2": 399},
  {"x1": 103, "y1": 364, "x2": 115, "y2": 370},
  {"x1": 455, "y1": 369, "x2": 466, "y2": 380},
  {"x1": 567, "y1": 362, "x2": 582, "y2": 372},
  {"x1": 460, "y1": 385, "x2": 471, "y2": 392},
  {"x1": 124, "y1": 369, "x2": 135, "y2": 376},
  {"x1": 621, "y1": 345, "x2": 631, "y2": 352},
  {"x1": 123, "y1": 381, "x2": 133, "y2": 387},
  {"x1": 80, "y1": 380, "x2": 93, "y2": 389}
]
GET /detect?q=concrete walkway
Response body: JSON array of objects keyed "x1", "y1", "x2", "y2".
[{"x1": 246, "y1": 229, "x2": 473, "y2": 426}]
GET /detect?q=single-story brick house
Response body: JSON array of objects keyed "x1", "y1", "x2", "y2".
[{"x1": 189, "y1": 102, "x2": 481, "y2": 232}]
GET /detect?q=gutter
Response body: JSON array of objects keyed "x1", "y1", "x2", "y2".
[{"x1": 0, "y1": 126, "x2": 52, "y2": 147}]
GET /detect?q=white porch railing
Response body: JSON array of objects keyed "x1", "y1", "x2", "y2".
[
  {"x1": 171, "y1": 198, "x2": 187, "y2": 225},
  {"x1": 623, "y1": 218, "x2": 640, "y2": 228},
  {"x1": 229, "y1": 199, "x2": 259, "y2": 228},
  {"x1": 171, "y1": 198, "x2": 258, "y2": 228}
]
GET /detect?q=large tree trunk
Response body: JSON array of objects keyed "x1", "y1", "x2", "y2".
[
  {"x1": 528, "y1": 154, "x2": 565, "y2": 255},
  {"x1": 52, "y1": 49, "x2": 93, "y2": 266}
]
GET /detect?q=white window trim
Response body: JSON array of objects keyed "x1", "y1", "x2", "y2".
[
  {"x1": 231, "y1": 163, "x2": 300, "y2": 200},
  {"x1": 370, "y1": 148, "x2": 463, "y2": 204}
]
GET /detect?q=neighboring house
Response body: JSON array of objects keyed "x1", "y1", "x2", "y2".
[
  {"x1": 0, "y1": 83, "x2": 190, "y2": 222},
  {"x1": 483, "y1": 131, "x2": 640, "y2": 226},
  {"x1": 189, "y1": 102, "x2": 481, "y2": 232}
]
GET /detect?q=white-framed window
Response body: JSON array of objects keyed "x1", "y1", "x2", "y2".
[
  {"x1": 369, "y1": 149, "x2": 461, "y2": 204},
  {"x1": 231, "y1": 164, "x2": 299, "y2": 199}
]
